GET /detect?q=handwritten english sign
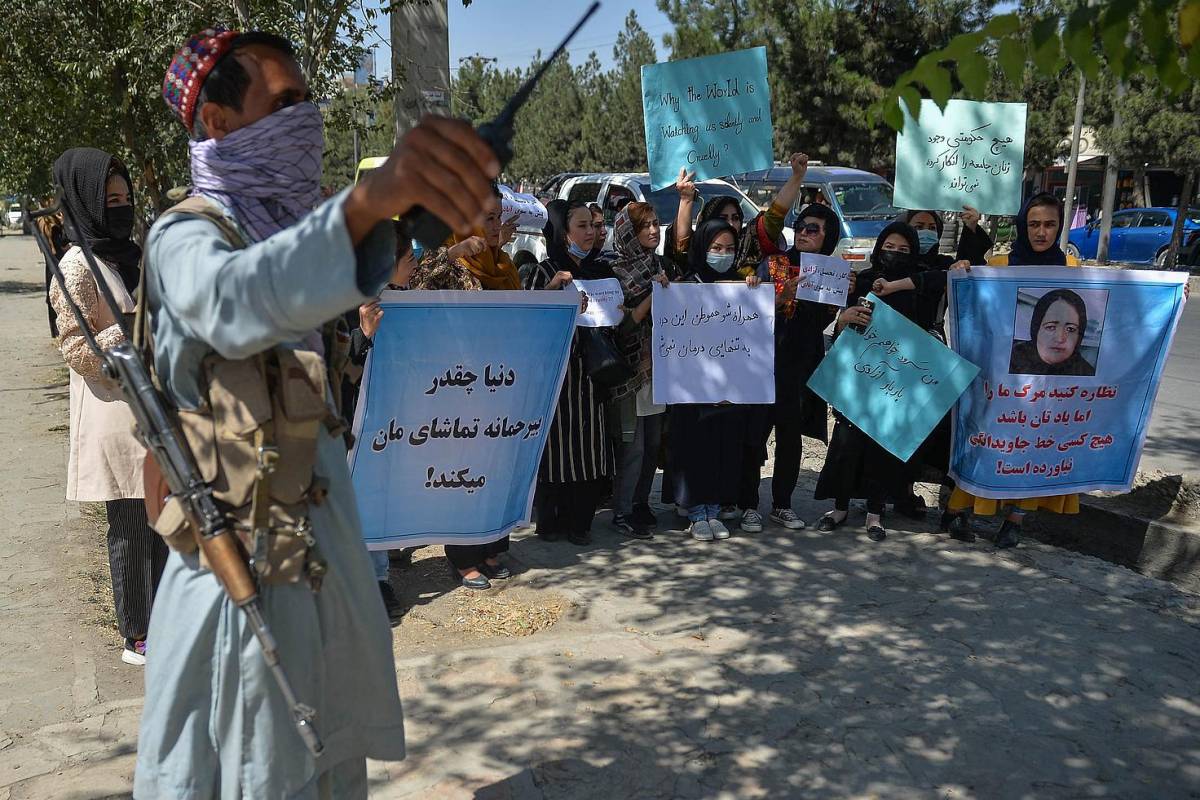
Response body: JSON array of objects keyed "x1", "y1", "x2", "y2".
[
  {"x1": 793, "y1": 253, "x2": 852, "y2": 306},
  {"x1": 348, "y1": 290, "x2": 578, "y2": 548},
  {"x1": 499, "y1": 185, "x2": 548, "y2": 229},
  {"x1": 574, "y1": 278, "x2": 625, "y2": 328},
  {"x1": 948, "y1": 267, "x2": 1187, "y2": 497},
  {"x1": 641, "y1": 47, "x2": 774, "y2": 190},
  {"x1": 893, "y1": 99, "x2": 1027, "y2": 217},
  {"x1": 807, "y1": 293, "x2": 980, "y2": 462},
  {"x1": 651, "y1": 282, "x2": 775, "y2": 404}
]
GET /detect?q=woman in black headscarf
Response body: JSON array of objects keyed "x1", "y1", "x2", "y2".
[
  {"x1": 732, "y1": 201, "x2": 849, "y2": 534},
  {"x1": 814, "y1": 222, "x2": 931, "y2": 543},
  {"x1": 899, "y1": 206, "x2": 992, "y2": 270},
  {"x1": 1008, "y1": 192, "x2": 1067, "y2": 266},
  {"x1": 665, "y1": 219, "x2": 764, "y2": 542},
  {"x1": 1009, "y1": 289, "x2": 1095, "y2": 375},
  {"x1": 524, "y1": 199, "x2": 614, "y2": 548},
  {"x1": 943, "y1": 192, "x2": 1080, "y2": 549},
  {"x1": 48, "y1": 147, "x2": 167, "y2": 667}
]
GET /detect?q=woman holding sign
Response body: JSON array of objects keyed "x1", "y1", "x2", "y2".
[
  {"x1": 525, "y1": 199, "x2": 615, "y2": 547},
  {"x1": 815, "y1": 221, "x2": 932, "y2": 542},
  {"x1": 609, "y1": 202, "x2": 671, "y2": 538},
  {"x1": 667, "y1": 219, "x2": 763, "y2": 542},
  {"x1": 941, "y1": 193, "x2": 1081, "y2": 549}
]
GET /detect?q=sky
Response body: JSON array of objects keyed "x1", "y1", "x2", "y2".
[{"x1": 367, "y1": 0, "x2": 674, "y2": 79}]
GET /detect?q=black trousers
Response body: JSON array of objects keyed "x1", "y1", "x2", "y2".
[
  {"x1": 445, "y1": 537, "x2": 510, "y2": 570},
  {"x1": 536, "y1": 479, "x2": 605, "y2": 537},
  {"x1": 736, "y1": 399, "x2": 806, "y2": 510},
  {"x1": 105, "y1": 499, "x2": 168, "y2": 641}
]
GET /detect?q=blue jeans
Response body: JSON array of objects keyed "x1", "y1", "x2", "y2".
[
  {"x1": 688, "y1": 504, "x2": 720, "y2": 522},
  {"x1": 371, "y1": 550, "x2": 389, "y2": 582}
]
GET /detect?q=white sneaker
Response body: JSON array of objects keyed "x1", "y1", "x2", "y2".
[
  {"x1": 121, "y1": 639, "x2": 147, "y2": 666},
  {"x1": 740, "y1": 509, "x2": 764, "y2": 532},
  {"x1": 717, "y1": 505, "x2": 740, "y2": 520},
  {"x1": 689, "y1": 520, "x2": 714, "y2": 541},
  {"x1": 709, "y1": 519, "x2": 731, "y2": 539},
  {"x1": 770, "y1": 508, "x2": 806, "y2": 530}
]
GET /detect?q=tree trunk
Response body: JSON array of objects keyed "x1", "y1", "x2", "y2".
[
  {"x1": 1164, "y1": 170, "x2": 1195, "y2": 270},
  {"x1": 1131, "y1": 165, "x2": 1148, "y2": 207},
  {"x1": 1096, "y1": 80, "x2": 1124, "y2": 265}
]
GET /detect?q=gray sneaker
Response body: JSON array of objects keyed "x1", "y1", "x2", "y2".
[
  {"x1": 689, "y1": 519, "x2": 715, "y2": 541},
  {"x1": 770, "y1": 508, "x2": 806, "y2": 530},
  {"x1": 740, "y1": 509, "x2": 764, "y2": 532},
  {"x1": 709, "y1": 518, "x2": 731, "y2": 539}
]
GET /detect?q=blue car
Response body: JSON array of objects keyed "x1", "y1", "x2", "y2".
[{"x1": 1067, "y1": 207, "x2": 1200, "y2": 267}]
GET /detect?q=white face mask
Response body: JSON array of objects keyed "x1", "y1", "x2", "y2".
[{"x1": 706, "y1": 252, "x2": 735, "y2": 273}]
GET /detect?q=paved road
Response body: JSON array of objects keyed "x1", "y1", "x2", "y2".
[{"x1": 1141, "y1": 283, "x2": 1200, "y2": 476}]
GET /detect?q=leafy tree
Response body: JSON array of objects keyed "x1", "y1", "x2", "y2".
[{"x1": 0, "y1": 1, "x2": 388, "y2": 211}]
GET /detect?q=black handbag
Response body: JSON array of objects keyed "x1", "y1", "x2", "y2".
[{"x1": 580, "y1": 326, "x2": 633, "y2": 388}]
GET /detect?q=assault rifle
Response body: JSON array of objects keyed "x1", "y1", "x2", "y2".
[
  {"x1": 27, "y1": 200, "x2": 325, "y2": 756},
  {"x1": 405, "y1": 0, "x2": 601, "y2": 248}
]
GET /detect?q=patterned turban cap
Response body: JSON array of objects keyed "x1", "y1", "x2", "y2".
[{"x1": 162, "y1": 26, "x2": 240, "y2": 132}]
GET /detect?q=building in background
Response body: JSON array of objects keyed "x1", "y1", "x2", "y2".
[
  {"x1": 391, "y1": 0, "x2": 451, "y2": 137},
  {"x1": 344, "y1": 52, "x2": 376, "y2": 89}
]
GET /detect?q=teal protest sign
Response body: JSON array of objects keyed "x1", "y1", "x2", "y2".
[
  {"x1": 641, "y1": 47, "x2": 773, "y2": 190},
  {"x1": 893, "y1": 99, "x2": 1027, "y2": 217},
  {"x1": 807, "y1": 294, "x2": 980, "y2": 462}
]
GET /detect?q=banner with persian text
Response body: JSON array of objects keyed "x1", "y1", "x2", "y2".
[
  {"x1": 948, "y1": 267, "x2": 1187, "y2": 498},
  {"x1": 348, "y1": 291, "x2": 578, "y2": 548}
]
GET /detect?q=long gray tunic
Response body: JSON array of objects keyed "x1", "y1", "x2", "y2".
[{"x1": 133, "y1": 189, "x2": 405, "y2": 799}]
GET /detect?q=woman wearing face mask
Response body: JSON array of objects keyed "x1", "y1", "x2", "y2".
[
  {"x1": 49, "y1": 148, "x2": 168, "y2": 666},
  {"x1": 667, "y1": 219, "x2": 762, "y2": 541},
  {"x1": 815, "y1": 222, "x2": 932, "y2": 542},
  {"x1": 941, "y1": 193, "x2": 1081, "y2": 548},
  {"x1": 609, "y1": 202, "x2": 671, "y2": 538},
  {"x1": 1008, "y1": 289, "x2": 1095, "y2": 376},
  {"x1": 732, "y1": 157, "x2": 855, "y2": 534},
  {"x1": 902, "y1": 206, "x2": 992, "y2": 269},
  {"x1": 525, "y1": 199, "x2": 614, "y2": 547}
]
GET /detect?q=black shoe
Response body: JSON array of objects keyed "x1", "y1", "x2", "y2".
[
  {"x1": 948, "y1": 513, "x2": 976, "y2": 542},
  {"x1": 378, "y1": 581, "x2": 401, "y2": 617},
  {"x1": 630, "y1": 503, "x2": 658, "y2": 528},
  {"x1": 894, "y1": 494, "x2": 927, "y2": 521},
  {"x1": 479, "y1": 561, "x2": 511, "y2": 580},
  {"x1": 389, "y1": 548, "x2": 414, "y2": 568},
  {"x1": 536, "y1": 528, "x2": 564, "y2": 542},
  {"x1": 612, "y1": 513, "x2": 653, "y2": 540},
  {"x1": 867, "y1": 525, "x2": 887, "y2": 542},
  {"x1": 817, "y1": 513, "x2": 845, "y2": 532},
  {"x1": 937, "y1": 510, "x2": 955, "y2": 533},
  {"x1": 448, "y1": 561, "x2": 491, "y2": 589},
  {"x1": 994, "y1": 520, "x2": 1021, "y2": 549},
  {"x1": 567, "y1": 530, "x2": 592, "y2": 546}
]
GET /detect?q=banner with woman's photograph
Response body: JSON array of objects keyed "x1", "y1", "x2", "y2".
[
  {"x1": 947, "y1": 267, "x2": 1188, "y2": 498},
  {"x1": 348, "y1": 290, "x2": 579, "y2": 549}
]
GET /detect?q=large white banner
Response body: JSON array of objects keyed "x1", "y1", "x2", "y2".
[{"x1": 651, "y1": 282, "x2": 775, "y2": 404}]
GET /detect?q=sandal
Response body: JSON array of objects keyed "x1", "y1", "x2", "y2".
[{"x1": 817, "y1": 513, "x2": 846, "y2": 532}]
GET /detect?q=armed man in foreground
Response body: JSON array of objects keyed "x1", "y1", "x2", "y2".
[{"x1": 134, "y1": 27, "x2": 499, "y2": 798}]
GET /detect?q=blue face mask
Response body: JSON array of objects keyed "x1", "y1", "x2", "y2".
[
  {"x1": 917, "y1": 228, "x2": 939, "y2": 252},
  {"x1": 567, "y1": 241, "x2": 590, "y2": 259},
  {"x1": 706, "y1": 251, "x2": 735, "y2": 273}
]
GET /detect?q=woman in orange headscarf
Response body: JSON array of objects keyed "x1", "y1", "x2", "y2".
[{"x1": 447, "y1": 185, "x2": 521, "y2": 290}]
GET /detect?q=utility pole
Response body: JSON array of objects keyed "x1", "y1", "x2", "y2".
[
  {"x1": 1096, "y1": 81, "x2": 1125, "y2": 265},
  {"x1": 1060, "y1": 72, "x2": 1087, "y2": 251},
  {"x1": 391, "y1": 0, "x2": 451, "y2": 138}
]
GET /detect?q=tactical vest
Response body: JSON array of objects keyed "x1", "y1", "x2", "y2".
[{"x1": 145, "y1": 197, "x2": 352, "y2": 590}]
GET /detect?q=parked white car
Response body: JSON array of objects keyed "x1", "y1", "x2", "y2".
[
  {"x1": 4, "y1": 205, "x2": 23, "y2": 229},
  {"x1": 505, "y1": 172, "x2": 771, "y2": 277}
]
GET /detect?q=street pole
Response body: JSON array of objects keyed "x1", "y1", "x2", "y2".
[
  {"x1": 1096, "y1": 81, "x2": 1126, "y2": 265},
  {"x1": 1060, "y1": 71, "x2": 1087, "y2": 251},
  {"x1": 392, "y1": 0, "x2": 451, "y2": 138}
]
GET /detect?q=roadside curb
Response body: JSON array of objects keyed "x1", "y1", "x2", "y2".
[{"x1": 1024, "y1": 473, "x2": 1200, "y2": 594}]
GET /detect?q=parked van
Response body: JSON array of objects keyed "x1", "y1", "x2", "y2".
[{"x1": 728, "y1": 165, "x2": 902, "y2": 265}]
